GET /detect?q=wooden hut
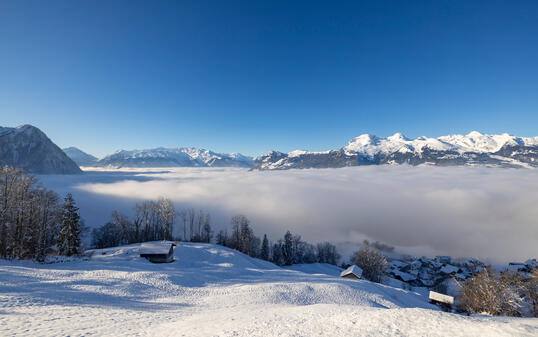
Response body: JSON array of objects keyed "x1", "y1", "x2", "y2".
[
  {"x1": 429, "y1": 290, "x2": 454, "y2": 311},
  {"x1": 340, "y1": 265, "x2": 363, "y2": 279},
  {"x1": 140, "y1": 242, "x2": 177, "y2": 263}
]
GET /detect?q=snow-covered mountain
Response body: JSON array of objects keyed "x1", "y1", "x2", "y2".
[
  {"x1": 0, "y1": 125, "x2": 82, "y2": 174},
  {"x1": 63, "y1": 147, "x2": 98, "y2": 167},
  {"x1": 254, "y1": 131, "x2": 538, "y2": 170},
  {"x1": 97, "y1": 147, "x2": 254, "y2": 168}
]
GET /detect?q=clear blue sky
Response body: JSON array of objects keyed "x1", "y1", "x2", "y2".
[{"x1": 1, "y1": 0, "x2": 537, "y2": 157}]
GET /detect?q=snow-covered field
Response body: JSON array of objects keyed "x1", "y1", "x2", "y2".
[{"x1": 1, "y1": 243, "x2": 536, "y2": 336}]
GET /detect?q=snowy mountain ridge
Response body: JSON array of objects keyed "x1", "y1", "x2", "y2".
[
  {"x1": 343, "y1": 131, "x2": 538, "y2": 157},
  {"x1": 96, "y1": 147, "x2": 254, "y2": 168},
  {"x1": 255, "y1": 131, "x2": 538, "y2": 170}
]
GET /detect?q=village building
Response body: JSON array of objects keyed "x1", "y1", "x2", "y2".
[{"x1": 435, "y1": 256, "x2": 452, "y2": 264}]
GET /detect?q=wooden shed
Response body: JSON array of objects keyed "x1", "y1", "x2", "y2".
[
  {"x1": 429, "y1": 290, "x2": 454, "y2": 311},
  {"x1": 340, "y1": 265, "x2": 363, "y2": 279},
  {"x1": 140, "y1": 242, "x2": 177, "y2": 263}
]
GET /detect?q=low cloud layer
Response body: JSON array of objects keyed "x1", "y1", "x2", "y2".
[{"x1": 40, "y1": 166, "x2": 538, "y2": 263}]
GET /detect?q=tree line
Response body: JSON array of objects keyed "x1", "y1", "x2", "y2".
[
  {"x1": 92, "y1": 208, "x2": 340, "y2": 267},
  {"x1": 215, "y1": 214, "x2": 340, "y2": 266},
  {"x1": 0, "y1": 166, "x2": 83, "y2": 261},
  {"x1": 1, "y1": 165, "x2": 338, "y2": 268},
  {"x1": 91, "y1": 200, "x2": 214, "y2": 249}
]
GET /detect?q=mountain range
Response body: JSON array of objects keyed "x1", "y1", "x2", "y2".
[
  {"x1": 254, "y1": 131, "x2": 538, "y2": 170},
  {"x1": 93, "y1": 147, "x2": 254, "y2": 168},
  {"x1": 2, "y1": 124, "x2": 538, "y2": 174}
]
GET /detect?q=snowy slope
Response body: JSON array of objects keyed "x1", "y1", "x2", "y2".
[
  {"x1": 1, "y1": 242, "x2": 536, "y2": 336},
  {"x1": 0, "y1": 125, "x2": 81, "y2": 174},
  {"x1": 97, "y1": 147, "x2": 254, "y2": 168}
]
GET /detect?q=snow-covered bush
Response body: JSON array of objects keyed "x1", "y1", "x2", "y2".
[
  {"x1": 525, "y1": 268, "x2": 538, "y2": 317},
  {"x1": 352, "y1": 245, "x2": 388, "y2": 283},
  {"x1": 457, "y1": 268, "x2": 524, "y2": 316}
]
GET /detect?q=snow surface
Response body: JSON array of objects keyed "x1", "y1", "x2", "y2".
[{"x1": 1, "y1": 242, "x2": 536, "y2": 336}]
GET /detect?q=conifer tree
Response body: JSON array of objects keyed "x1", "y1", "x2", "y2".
[
  {"x1": 282, "y1": 231, "x2": 294, "y2": 265},
  {"x1": 57, "y1": 193, "x2": 82, "y2": 256},
  {"x1": 260, "y1": 234, "x2": 270, "y2": 261}
]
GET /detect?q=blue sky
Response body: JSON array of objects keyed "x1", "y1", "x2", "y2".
[{"x1": 1, "y1": 0, "x2": 537, "y2": 157}]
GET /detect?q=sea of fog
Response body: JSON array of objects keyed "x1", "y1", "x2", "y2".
[{"x1": 38, "y1": 166, "x2": 538, "y2": 264}]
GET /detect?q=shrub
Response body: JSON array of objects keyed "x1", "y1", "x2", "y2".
[
  {"x1": 457, "y1": 268, "x2": 523, "y2": 316},
  {"x1": 352, "y1": 245, "x2": 388, "y2": 283}
]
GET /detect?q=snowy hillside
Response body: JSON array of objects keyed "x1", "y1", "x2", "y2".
[
  {"x1": 0, "y1": 125, "x2": 81, "y2": 174},
  {"x1": 63, "y1": 146, "x2": 98, "y2": 166},
  {"x1": 255, "y1": 131, "x2": 538, "y2": 170},
  {"x1": 96, "y1": 147, "x2": 254, "y2": 168},
  {"x1": 1, "y1": 242, "x2": 536, "y2": 336}
]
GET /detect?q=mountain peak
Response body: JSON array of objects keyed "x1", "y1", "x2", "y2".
[
  {"x1": 467, "y1": 131, "x2": 484, "y2": 137},
  {"x1": 0, "y1": 124, "x2": 81, "y2": 174},
  {"x1": 388, "y1": 132, "x2": 408, "y2": 141}
]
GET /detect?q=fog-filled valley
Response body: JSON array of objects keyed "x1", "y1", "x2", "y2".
[{"x1": 38, "y1": 166, "x2": 538, "y2": 264}]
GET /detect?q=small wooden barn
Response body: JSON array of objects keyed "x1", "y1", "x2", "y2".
[
  {"x1": 140, "y1": 242, "x2": 177, "y2": 263},
  {"x1": 340, "y1": 265, "x2": 363, "y2": 279}
]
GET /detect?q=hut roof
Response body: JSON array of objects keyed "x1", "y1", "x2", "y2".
[
  {"x1": 429, "y1": 291, "x2": 454, "y2": 305},
  {"x1": 140, "y1": 242, "x2": 176, "y2": 255},
  {"x1": 340, "y1": 265, "x2": 363, "y2": 278}
]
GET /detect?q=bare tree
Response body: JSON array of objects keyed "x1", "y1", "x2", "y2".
[
  {"x1": 178, "y1": 209, "x2": 187, "y2": 241},
  {"x1": 526, "y1": 268, "x2": 538, "y2": 317},
  {"x1": 201, "y1": 212, "x2": 212, "y2": 243},
  {"x1": 111, "y1": 210, "x2": 133, "y2": 244},
  {"x1": 188, "y1": 208, "x2": 195, "y2": 241},
  {"x1": 352, "y1": 244, "x2": 388, "y2": 283},
  {"x1": 457, "y1": 268, "x2": 524, "y2": 316},
  {"x1": 156, "y1": 197, "x2": 175, "y2": 241}
]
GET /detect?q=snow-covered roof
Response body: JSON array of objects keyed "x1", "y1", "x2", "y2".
[
  {"x1": 140, "y1": 242, "x2": 175, "y2": 255},
  {"x1": 429, "y1": 291, "x2": 454, "y2": 305},
  {"x1": 440, "y1": 265, "x2": 460, "y2": 274},
  {"x1": 391, "y1": 269, "x2": 416, "y2": 282},
  {"x1": 340, "y1": 265, "x2": 363, "y2": 278}
]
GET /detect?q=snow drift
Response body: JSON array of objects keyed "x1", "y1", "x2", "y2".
[{"x1": 1, "y1": 242, "x2": 536, "y2": 336}]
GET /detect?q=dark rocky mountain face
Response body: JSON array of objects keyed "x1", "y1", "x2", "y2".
[{"x1": 0, "y1": 125, "x2": 82, "y2": 174}]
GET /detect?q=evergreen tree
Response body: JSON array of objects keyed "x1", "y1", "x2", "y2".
[
  {"x1": 271, "y1": 240, "x2": 284, "y2": 266},
  {"x1": 57, "y1": 193, "x2": 82, "y2": 256},
  {"x1": 260, "y1": 234, "x2": 270, "y2": 261},
  {"x1": 282, "y1": 231, "x2": 294, "y2": 265}
]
